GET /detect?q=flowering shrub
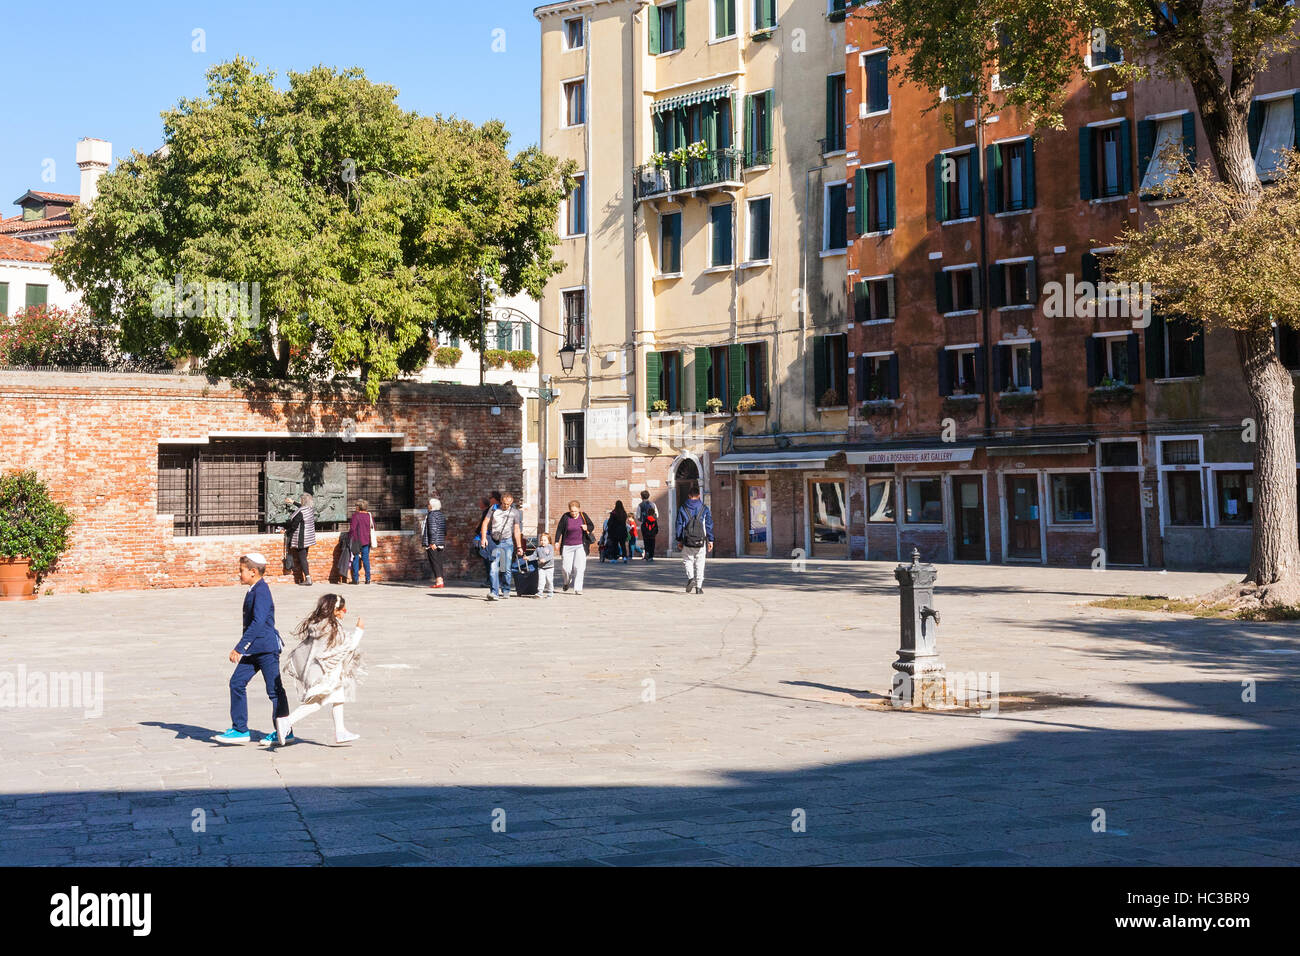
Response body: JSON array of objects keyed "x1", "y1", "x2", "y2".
[
  {"x1": 483, "y1": 349, "x2": 508, "y2": 369},
  {"x1": 433, "y1": 346, "x2": 463, "y2": 368},
  {"x1": 0, "y1": 305, "x2": 122, "y2": 368}
]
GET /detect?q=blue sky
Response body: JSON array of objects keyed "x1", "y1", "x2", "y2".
[{"x1": 3, "y1": 0, "x2": 544, "y2": 207}]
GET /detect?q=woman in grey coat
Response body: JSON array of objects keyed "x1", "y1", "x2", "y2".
[
  {"x1": 421, "y1": 497, "x2": 448, "y2": 589},
  {"x1": 285, "y1": 492, "x2": 317, "y2": 586}
]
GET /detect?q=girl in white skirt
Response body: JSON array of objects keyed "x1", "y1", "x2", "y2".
[{"x1": 277, "y1": 593, "x2": 365, "y2": 744}]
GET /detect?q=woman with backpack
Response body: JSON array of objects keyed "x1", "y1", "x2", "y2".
[
  {"x1": 554, "y1": 500, "x2": 595, "y2": 594},
  {"x1": 636, "y1": 490, "x2": 660, "y2": 562}
]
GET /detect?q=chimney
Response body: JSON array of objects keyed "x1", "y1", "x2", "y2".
[{"x1": 75, "y1": 138, "x2": 112, "y2": 204}]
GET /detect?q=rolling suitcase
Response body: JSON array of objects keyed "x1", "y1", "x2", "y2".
[{"x1": 511, "y1": 556, "x2": 540, "y2": 597}]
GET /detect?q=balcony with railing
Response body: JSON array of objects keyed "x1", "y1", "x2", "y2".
[{"x1": 634, "y1": 148, "x2": 744, "y2": 201}]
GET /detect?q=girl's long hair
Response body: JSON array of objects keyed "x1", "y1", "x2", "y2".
[
  {"x1": 611, "y1": 500, "x2": 626, "y2": 524},
  {"x1": 295, "y1": 593, "x2": 345, "y2": 648}
]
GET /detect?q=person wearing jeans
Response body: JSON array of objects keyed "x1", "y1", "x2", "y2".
[
  {"x1": 555, "y1": 500, "x2": 594, "y2": 595},
  {"x1": 480, "y1": 492, "x2": 524, "y2": 601},
  {"x1": 348, "y1": 500, "x2": 374, "y2": 584}
]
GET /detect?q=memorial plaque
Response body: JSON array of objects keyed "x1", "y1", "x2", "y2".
[{"x1": 265, "y1": 461, "x2": 347, "y2": 524}]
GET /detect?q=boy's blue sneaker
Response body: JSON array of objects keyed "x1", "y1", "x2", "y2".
[
  {"x1": 261, "y1": 730, "x2": 295, "y2": 746},
  {"x1": 213, "y1": 728, "x2": 250, "y2": 744}
]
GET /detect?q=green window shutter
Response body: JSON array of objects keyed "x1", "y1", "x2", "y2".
[
  {"x1": 764, "y1": 91, "x2": 774, "y2": 157},
  {"x1": 884, "y1": 163, "x2": 896, "y2": 229},
  {"x1": 1137, "y1": 119, "x2": 1155, "y2": 188},
  {"x1": 675, "y1": 0, "x2": 685, "y2": 49},
  {"x1": 653, "y1": 114, "x2": 664, "y2": 154},
  {"x1": 522, "y1": 320, "x2": 532, "y2": 352},
  {"x1": 866, "y1": 54, "x2": 888, "y2": 113},
  {"x1": 854, "y1": 168, "x2": 868, "y2": 235},
  {"x1": 988, "y1": 263, "x2": 1004, "y2": 308},
  {"x1": 716, "y1": 0, "x2": 735, "y2": 36},
  {"x1": 450, "y1": 333, "x2": 460, "y2": 349},
  {"x1": 25, "y1": 285, "x2": 47, "y2": 308},
  {"x1": 0, "y1": 282, "x2": 7, "y2": 317},
  {"x1": 694, "y1": 347, "x2": 711, "y2": 409},
  {"x1": 934, "y1": 152, "x2": 948, "y2": 222},
  {"x1": 646, "y1": 351, "x2": 662, "y2": 409},
  {"x1": 744, "y1": 94, "x2": 755, "y2": 164},
  {"x1": 813, "y1": 335, "x2": 829, "y2": 402},
  {"x1": 669, "y1": 213, "x2": 682, "y2": 271},
  {"x1": 728, "y1": 343, "x2": 745, "y2": 409},
  {"x1": 1146, "y1": 313, "x2": 1167, "y2": 379},
  {"x1": 1023, "y1": 139, "x2": 1036, "y2": 208},
  {"x1": 1248, "y1": 100, "x2": 1262, "y2": 156},
  {"x1": 935, "y1": 271, "x2": 953, "y2": 313},
  {"x1": 757, "y1": 0, "x2": 776, "y2": 30},
  {"x1": 1181, "y1": 111, "x2": 1196, "y2": 165},
  {"x1": 826, "y1": 75, "x2": 837, "y2": 147},
  {"x1": 968, "y1": 148, "x2": 982, "y2": 214},
  {"x1": 1118, "y1": 119, "x2": 1133, "y2": 194},
  {"x1": 986, "y1": 144, "x2": 1002, "y2": 214},
  {"x1": 854, "y1": 280, "x2": 870, "y2": 322},
  {"x1": 649, "y1": 3, "x2": 661, "y2": 53},
  {"x1": 1079, "y1": 127, "x2": 1094, "y2": 201},
  {"x1": 937, "y1": 348, "x2": 952, "y2": 396},
  {"x1": 702, "y1": 100, "x2": 718, "y2": 151}
]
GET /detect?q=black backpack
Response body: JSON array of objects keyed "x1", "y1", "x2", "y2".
[{"x1": 682, "y1": 508, "x2": 707, "y2": 548}]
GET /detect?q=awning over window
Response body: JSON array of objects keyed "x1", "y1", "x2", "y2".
[
  {"x1": 714, "y1": 449, "x2": 830, "y2": 471},
  {"x1": 652, "y1": 84, "x2": 733, "y2": 114}
]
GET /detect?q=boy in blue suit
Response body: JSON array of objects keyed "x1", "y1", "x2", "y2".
[{"x1": 214, "y1": 553, "x2": 293, "y2": 744}]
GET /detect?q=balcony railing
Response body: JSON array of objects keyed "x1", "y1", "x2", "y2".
[
  {"x1": 634, "y1": 148, "x2": 743, "y2": 200},
  {"x1": 744, "y1": 147, "x2": 774, "y2": 169}
]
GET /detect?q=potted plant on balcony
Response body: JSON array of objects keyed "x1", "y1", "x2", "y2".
[
  {"x1": 651, "y1": 399, "x2": 669, "y2": 416},
  {"x1": 736, "y1": 393, "x2": 759, "y2": 414},
  {"x1": 705, "y1": 397, "x2": 725, "y2": 415},
  {"x1": 483, "y1": 349, "x2": 508, "y2": 370},
  {"x1": 508, "y1": 350, "x2": 536, "y2": 372},
  {"x1": 0, "y1": 470, "x2": 74, "y2": 601},
  {"x1": 432, "y1": 345, "x2": 462, "y2": 368},
  {"x1": 818, "y1": 387, "x2": 842, "y2": 409}
]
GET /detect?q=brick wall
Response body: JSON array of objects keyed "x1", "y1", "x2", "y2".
[{"x1": 0, "y1": 371, "x2": 521, "y2": 592}]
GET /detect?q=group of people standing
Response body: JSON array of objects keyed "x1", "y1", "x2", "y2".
[
  {"x1": 598, "y1": 491, "x2": 662, "y2": 563},
  {"x1": 282, "y1": 496, "x2": 379, "y2": 586}
]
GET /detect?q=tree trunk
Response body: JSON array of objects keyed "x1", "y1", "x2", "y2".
[{"x1": 1236, "y1": 326, "x2": 1300, "y2": 588}]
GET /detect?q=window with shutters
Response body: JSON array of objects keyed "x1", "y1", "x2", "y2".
[
  {"x1": 828, "y1": 0, "x2": 847, "y2": 21},
  {"x1": 742, "y1": 342, "x2": 767, "y2": 409},
  {"x1": 1085, "y1": 27, "x2": 1123, "y2": 69},
  {"x1": 562, "y1": 289, "x2": 586, "y2": 348},
  {"x1": 1050, "y1": 474, "x2": 1094, "y2": 523},
  {"x1": 1250, "y1": 94, "x2": 1296, "y2": 182},
  {"x1": 563, "y1": 79, "x2": 586, "y2": 127},
  {"x1": 989, "y1": 138, "x2": 1034, "y2": 213},
  {"x1": 1006, "y1": 343, "x2": 1033, "y2": 392},
  {"x1": 564, "y1": 17, "x2": 585, "y2": 50},
  {"x1": 824, "y1": 182, "x2": 848, "y2": 252},
  {"x1": 937, "y1": 148, "x2": 978, "y2": 221},
  {"x1": 861, "y1": 353, "x2": 895, "y2": 401},
  {"x1": 565, "y1": 175, "x2": 586, "y2": 236},
  {"x1": 1216, "y1": 471, "x2": 1253, "y2": 525},
  {"x1": 825, "y1": 73, "x2": 846, "y2": 152},
  {"x1": 856, "y1": 162, "x2": 895, "y2": 235},
  {"x1": 940, "y1": 266, "x2": 979, "y2": 313},
  {"x1": 994, "y1": 25, "x2": 1023, "y2": 88},
  {"x1": 707, "y1": 345, "x2": 730, "y2": 405},
  {"x1": 1096, "y1": 125, "x2": 1125, "y2": 197},
  {"x1": 753, "y1": 0, "x2": 777, "y2": 31},
  {"x1": 660, "y1": 212, "x2": 682, "y2": 274},
  {"x1": 1139, "y1": 114, "x2": 1193, "y2": 198},
  {"x1": 561, "y1": 413, "x2": 586, "y2": 475},
  {"x1": 648, "y1": 350, "x2": 683, "y2": 412},
  {"x1": 745, "y1": 90, "x2": 774, "y2": 167},
  {"x1": 944, "y1": 347, "x2": 979, "y2": 396},
  {"x1": 653, "y1": 2, "x2": 684, "y2": 54},
  {"x1": 25, "y1": 284, "x2": 48, "y2": 309},
  {"x1": 855, "y1": 275, "x2": 895, "y2": 323},
  {"x1": 1090, "y1": 332, "x2": 1136, "y2": 386},
  {"x1": 814, "y1": 333, "x2": 848, "y2": 407},
  {"x1": 991, "y1": 259, "x2": 1034, "y2": 308},
  {"x1": 1165, "y1": 315, "x2": 1204, "y2": 377},
  {"x1": 709, "y1": 202, "x2": 734, "y2": 267},
  {"x1": 712, "y1": 0, "x2": 737, "y2": 40},
  {"x1": 746, "y1": 197, "x2": 771, "y2": 262},
  {"x1": 861, "y1": 51, "x2": 889, "y2": 115}
]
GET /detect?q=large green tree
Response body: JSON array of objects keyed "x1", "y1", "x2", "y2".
[
  {"x1": 869, "y1": 1, "x2": 1300, "y2": 600},
  {"x1": 52, "y1": 57, "x2": 574, "y2": 398}
]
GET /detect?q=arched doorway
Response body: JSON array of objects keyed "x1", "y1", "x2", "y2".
[{"x1": 667, "y1": 454, "x2": 702, "y2": 555}]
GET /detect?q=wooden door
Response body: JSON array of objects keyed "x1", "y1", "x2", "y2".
[
  {"x1": 1103, "y1": 472, "x2": 1143, "y2": 565},
  {"x1": 1007, "y1": 475, "x2": 1042, "y2": 560},
  {"x1": 741, "y1": 480, "x2": 768, "y2": 556},
  {"x1": 953, "y1": 476, "x2": 985, "y2": 560}
]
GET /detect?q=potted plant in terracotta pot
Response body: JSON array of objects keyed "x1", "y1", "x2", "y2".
[{"x1": 0, "y1": 470, "x2": 74, "y2": 601}]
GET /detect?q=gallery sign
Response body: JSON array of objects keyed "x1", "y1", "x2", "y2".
[{"x1": 846, "y1": 447, "x2": 977, "y2": 465}]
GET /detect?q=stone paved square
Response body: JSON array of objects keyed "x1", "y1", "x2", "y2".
[{"x1": 2, "y1": 559, "x2": 1297, "y2": 866}]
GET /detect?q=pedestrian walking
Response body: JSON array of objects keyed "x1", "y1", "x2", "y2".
[
  {"x1": 608, "y1": 500, "x2": 629, "y2": 563},
  {"x1": 554, "y1": 500, "x2": 594, "y2": 594},
  {"x1": 284, "y1": 493, "x2": 316, "y2": 585},
  {"x1": 636, "y1": 490, "x2": 660, "y2": 562},
  {"x1": 214, "y1": 553, "x2": 291, "y2": 744},
  {"x1": 675, "y1": 485, "x2": 714, "y2": 594},
  {"x1": 479, "y1": 491, "x2": 525, "y2": 601},
  {"x1": 535, "y1": 532, "x2": 556, "y2": 598},
  {"x1": 626, "y1": 514, "x2": 641, "y2": 559},
  {"x1": 421, "y1": 497, "x2": 447, "y2": 589},
  {"x1": 348, "y1": 500, "x2": 375, "y2": 584},
  {"x1": 277, "y1": 593, "x2": 364, "y2": 745}
]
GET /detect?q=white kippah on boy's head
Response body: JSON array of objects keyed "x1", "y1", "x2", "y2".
[{"x1": 243, "y1": 552, "x2": 268, "y2": 566}]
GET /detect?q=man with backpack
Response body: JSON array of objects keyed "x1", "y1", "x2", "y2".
[
  {"x1": 635, "y1": 490, "x2": 660, "y2": 562},
  {"x1": 674, "y1": 485, "x2": 714, "y2": 594}
]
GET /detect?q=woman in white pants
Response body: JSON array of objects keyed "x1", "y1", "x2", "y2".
[
  {"x1": 554, "y1": 499, "x2": 595, "y2": 595},
  {"x1": 278, "y1": 594, "x2": 364, "y2": 744}
]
